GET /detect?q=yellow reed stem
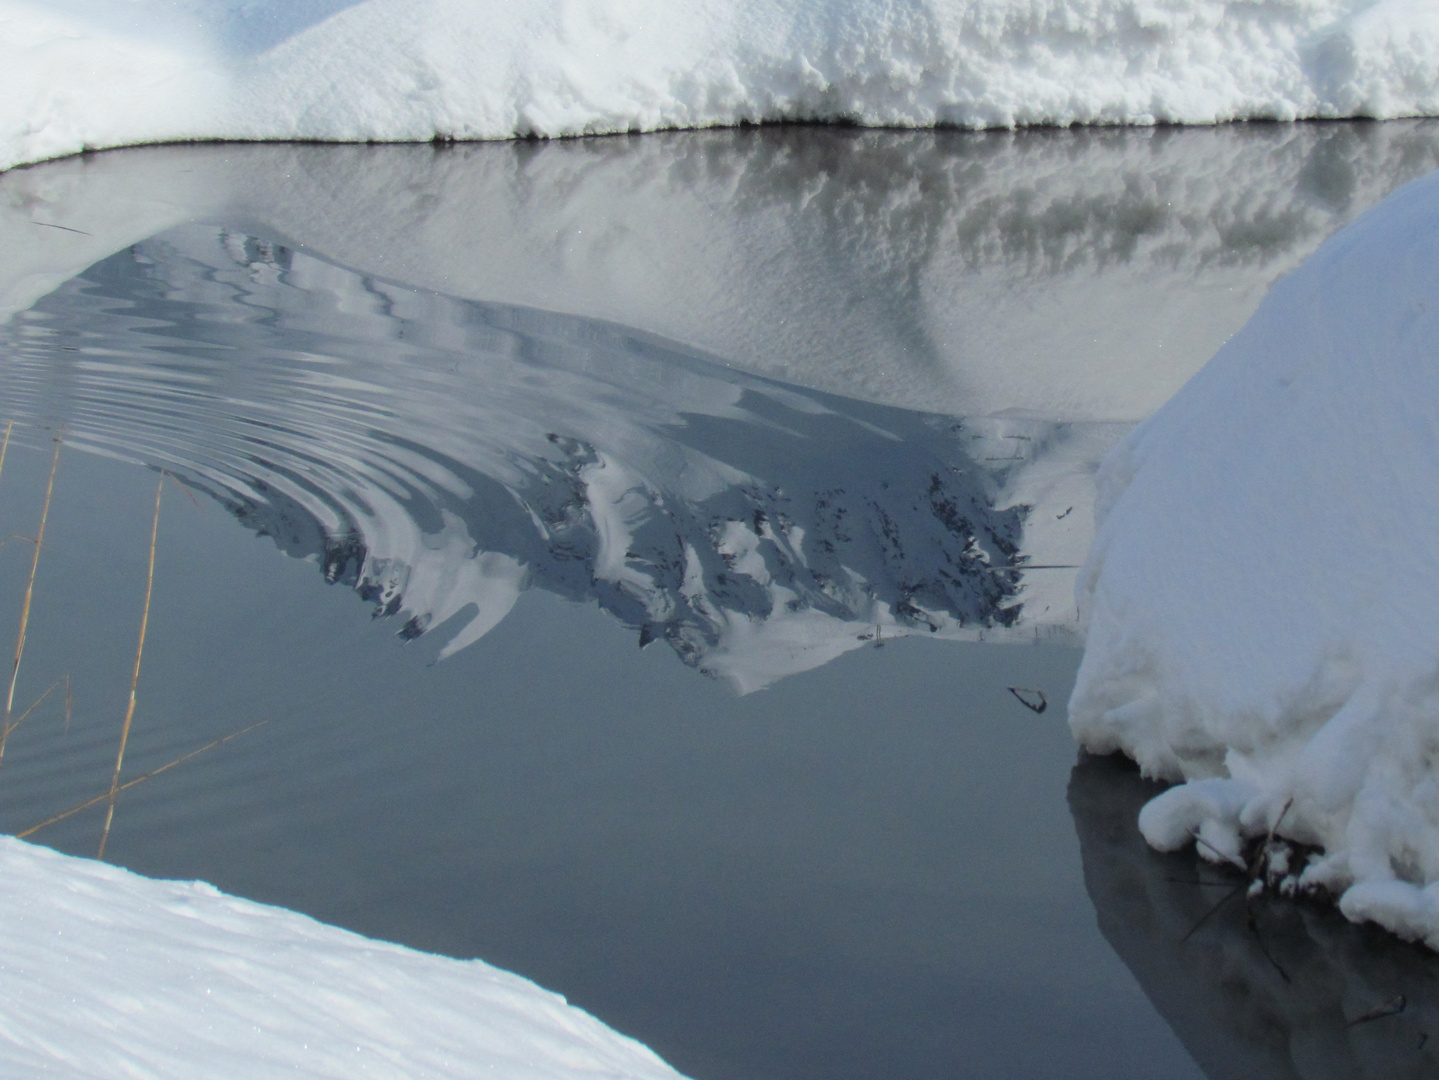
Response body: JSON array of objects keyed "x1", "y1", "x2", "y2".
[
  {"x1": 97, "y1": 473, "x2": 163, "y2": 859},
  {"x1": 19, "y1": 720, "x2": 269, "y2": 839},
  {"x1": 1, "y1": 431, "x2": 61, "y2": 765}
]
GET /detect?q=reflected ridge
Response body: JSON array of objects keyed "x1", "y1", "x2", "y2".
[{"x1": 0, "y1": 226, "x2": 1053, "y2": 690}]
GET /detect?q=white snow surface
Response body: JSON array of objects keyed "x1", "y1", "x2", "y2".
[
  {"x1": 1068, "y1": 167, "x2": 1439, "y2": 947},
  {"x1": 4, "y1": 0, "x2": 1439, "y2": 173},
  {"x1": 0, "y1": 836, "x2": 685, "y2": 1079}
]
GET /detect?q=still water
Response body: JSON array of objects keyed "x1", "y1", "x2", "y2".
[{"x1": 3, "y1": 122, "x2": 1439, "y2": 1078}]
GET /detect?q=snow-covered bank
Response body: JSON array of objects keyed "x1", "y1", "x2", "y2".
[
  {"x1": 3, "y1": 0, "x2": 1439, "y2": 173},
  {"x1": 0, "y1": 836, "x2": 685, "y2": 1079},
  {"x1": 1068, "y1": 167, "x2": 1439, "y2": 946}
]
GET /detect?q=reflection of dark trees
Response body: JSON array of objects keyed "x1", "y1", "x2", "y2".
[{"x1": 1069, "y1": 753, "x2": 1439, "y2": 1080}]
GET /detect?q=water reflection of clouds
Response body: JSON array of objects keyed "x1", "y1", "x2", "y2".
[{"x1": 1070, "y1": 753, "x2": 1439, "y2": 1080}]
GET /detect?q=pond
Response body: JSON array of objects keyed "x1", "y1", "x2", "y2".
[{"x1": 3, "y1": 121, "x2": 1439, "y2": 1079}]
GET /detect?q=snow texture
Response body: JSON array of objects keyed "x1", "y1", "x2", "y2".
[
  {"x1": 3, "y1": 0, "x2": 1439, "y2": 173},
  {"x1": 0, "y1": 836, "x2": 685, "y2": 1079},
  {"x1": 1069, "y1": 167, "x2": 1439, "y2": 948}
]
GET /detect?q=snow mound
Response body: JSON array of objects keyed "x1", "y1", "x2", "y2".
[
  {"x1": 0, "y1": 836, "x2": 685, "y2": 1078},
  {"x1": 1069, "y1": 167, "x2": 1439, "y2": 946},
  {"x1": 3, "y1": 0, "x2": 1439, "y2": 173}
]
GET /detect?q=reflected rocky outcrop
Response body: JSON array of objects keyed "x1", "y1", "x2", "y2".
[
  {"x1": 0, "y1": 226, "x2": 1057, "y2": 690},
  {"x1": 5, "y1": 124, "x2": 1439, "y2": 678},
  {"x1": 1069, "y1": 753, "x2": 1439, "y2": 1080}
]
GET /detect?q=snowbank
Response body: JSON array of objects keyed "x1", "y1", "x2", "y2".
[
  {"x1": 3, "y1": 0, "x2": 1439, "y2": 173},
  {"x1": 1068, "y1": 167, "x2": 1439, "y2": 946},
  {"x1": 0, "y1": 836, "x2": 685, "y2": 1078}
]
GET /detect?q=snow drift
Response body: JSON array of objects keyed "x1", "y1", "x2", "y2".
[
  {"x1": 1068, "y1": 167, "x2": 1439, "y2": 947},
  {"x1": 3, "y1": 0, "x2": 1439, "y2": 173},
  {"x1": 0, "y1": 836, "x2": 685, "y2": 1079}
]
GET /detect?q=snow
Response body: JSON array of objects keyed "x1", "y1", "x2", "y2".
[
  {"x1": 1068, "y1": 166, "x2": 1439, "y2": 947},
  {"x1": 3, "y1": 0, "x2": 1439, "y2": 174},
  {"x1": 0, "y1": 836, "x2": 686, "y2": 1079}
]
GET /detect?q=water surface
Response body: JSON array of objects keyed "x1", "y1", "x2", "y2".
[{"x1": 4, "y1": 123, "x2": 1439, "y2": 1079}]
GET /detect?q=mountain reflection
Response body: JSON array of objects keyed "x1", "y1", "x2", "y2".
[
  {"x1": 1069, "y1": 753, "x2": 1439, "y2": 1080},
  {"x1": 0, "y1": 226, "x2": 1053, "y2": 690}
]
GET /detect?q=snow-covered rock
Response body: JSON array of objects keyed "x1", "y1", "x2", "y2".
[
  {"x1": 0, "y1": 836, "x2": 686, "y2": 1078},
  {"x1": 3, "y1": 0, "x2": 1438, "y2": 173},
  {"x1": 1069, "y1": 166, "x2": 1439, "y2": 947}
]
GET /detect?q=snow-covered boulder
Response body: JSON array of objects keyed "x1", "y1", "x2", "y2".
[{"x1": 1069, "y1": 166, "x2": 1439, "y2": 945}]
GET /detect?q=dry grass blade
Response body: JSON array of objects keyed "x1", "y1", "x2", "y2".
[
  {"x1": 1, "y1": 431, "x2": 62, "y2": 766},
  {"x1": 0, "y1": 419, "x2": 12, "y2": 485},
  {"x1": 1191, "y1": 829, "x2": 1248, "y2": 871},
  {"x1": 17, "y1": 721, "x2": 270, "y2": 840},
  {"x1": 1346, "y1": 994, "x2": 1407, "y2": 1028},
  {"x1": 2, "y1": 674, "x2": 72, "y2": 741},
  {"x1": 165, "y1": 471, "x2": 203, "y2": 511},
  {"x1": 1180, "y1": 882, "x2": 1244, "y2": 943},
  {"x1": 97, "y1": 473, "x2": 163, "y2": 860}
]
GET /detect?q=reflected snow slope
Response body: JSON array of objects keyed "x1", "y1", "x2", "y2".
[
  {"x1": 4, "y1": 126, "x2": 1438, "y2": 687},
  {"x1": 7, "y1": 125, "x2": 1439, "y2": 420},
  {"x1": 2, "y1": 227, "x2": 1037, "y2": 691},
  {"x1": 1070, "y1": 753, "x2": 1439, "y2": 1080}
]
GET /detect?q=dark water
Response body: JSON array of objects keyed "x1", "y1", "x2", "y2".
[{"x1": 4, "y1": 124, "x2": 1439, "y2": 1079}]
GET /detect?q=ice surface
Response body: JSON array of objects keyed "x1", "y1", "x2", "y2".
[
  {"x1": 3, "y1": 0, "x2": 1438, "y2": 173},
  {"x1": 1069, "y1": 167, "x2": 1439, "y2": 947},
  {"x1": 0, "y1": 836, "x2": 686, "y2": 1078}
]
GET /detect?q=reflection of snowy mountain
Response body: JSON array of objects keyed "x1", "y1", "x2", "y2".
[
  {"x1": 1069, "y1": 754, "x2": 1439, "y2": 1080},
  {"x1": 182, "y1": 122, "x2": 1439, "y2": 422},
  {"x1": 7, "y1": 125, "x2": 1439, "y2": 417},
  {"x1": 5, "y1": 126, "x2": 1436, "y2": 680},
  {"x1": 3, "y1": 226, "x2": 1053, "y2": 690}
]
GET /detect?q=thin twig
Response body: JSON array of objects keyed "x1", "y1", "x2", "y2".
[
  {"x1": 2, "y1": 432, "x2": 62, "y2": 766},
  {"x1": 97, "y1": 474, "x2": 162, "y2": 859},
  {"x1": 1007, "y1": 687, "x2": 1047, "y2": 714},
  {"x1": 0, "y1": 420, "x2": 12, "y2": 486},
  {"x1": 17, "y1": 721, "x2": 270, "y2": 839},
  {"x1": 164, "y1": 471, "x2": 203, "y2": 511},
  {"x1": 1246, "y1": 912, "x2": 1292, "y2": 984},
  {"x1": 1181, "y1": 883, "x2": 1244, "y2": 942},
  {"x1": 1, "y1": 674, "x2": 71, "y2": 741},
  {"x1": 1192, "y1": 830, "x2": 1248, "y2": 871},
  {"x1": 31, "y1": 221, "x2": 92, "y2": 237},
  {"x1": 1346, "y1": 995, "x2": 1406, "y2": 1028}
]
